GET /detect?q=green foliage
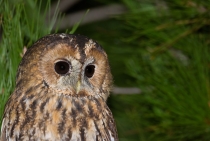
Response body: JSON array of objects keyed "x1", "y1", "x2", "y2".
[
  {"x1": 124, "y1": 37, "x2": 210, "y2": 140},
  {"x1": 120, "y1": 0, "x2": 210, "y2": 54},
  {"x1": 110, "y1": 0, "x2": 210, "y2": 140},
  {"x1": 0, "y1": 0, "x2": 59, "y2": 122}
]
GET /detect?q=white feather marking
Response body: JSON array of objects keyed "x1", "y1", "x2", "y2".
[
  {"x1": 61, "y1": 133, "x2": 68, "y2": 141},
  {"x1": 109, "y1": 130, "x2": 115, "y2": 141},
  {"x1": 71, "y1": 131, "x2": 81, "y2": 141},
  {"x1": 1, "y1": 118, "x2": 4, "y2": 133},
  {"x1": 9, "y1": 137, "x2": 13, "y2": 141},
  {"x1": 86, "y1": 120, "x2": 97, "y2": 140},
  {"x1": 23, "y1": 98, "x2": 30, "y2": 110},
  {"x1": 84, "y1": 39, "x2": 96, "y2": 54},
  {"x1": 59, "y1": 33, "x2": 67, "y2": 39},
  {"x1": 44, "y1": 132, "x2": 54, "y2": 140},
  {"x1": 13, "y1": 128, "x2": 20, "y2": 139},
  {"x1": 75, "y1": 44, "x2": 78, "y2": 48}
]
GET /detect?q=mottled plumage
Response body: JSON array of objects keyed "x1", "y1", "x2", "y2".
[{"x1": 0, "y1": 33, "x2": 118, "y2": 141}]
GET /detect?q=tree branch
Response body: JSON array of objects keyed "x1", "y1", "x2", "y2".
[
  {"x1": 50, "y1": 0, "x2": 80, "y2": 17},
  {"x1": 54, "y1": 4, "x2": 126, "y2": 30},
  {"x1": 112, "y1": 87, "x2": 141, "y2": 94}
]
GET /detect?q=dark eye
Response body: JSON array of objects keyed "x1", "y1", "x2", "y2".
[
  {"x1": 85, "y1": 65, "x2": 95, "y2": 78},
  {"x1": 54, "y1": 60, "x2": 70, "y2": 75}
]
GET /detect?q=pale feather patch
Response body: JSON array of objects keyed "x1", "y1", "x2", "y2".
[
  {"x1": 1, "y1": 118, "x2": 4, "y2": 133},
  {"x1": 84, "y1": 39, "x2": 96, "y2": 55},
  {"x1": 3, "y1": 117, "x2": 10, "y2": 140},
  {"x1": 9, "y1": 137, "x2": 14, "y2": 141},
  {"x1": 59, "y1": 33, "x2": 67, "y2": 39},
  {"x1": 74, "y1": 44, "x2": 78, "y2": 49},
  {"x1": 45, "y1": 123, "x2": 58, "y2": 141},
  {"x1": 71, "y1": 130, "x2": 81, "y2": 141},
  {"x1": 85, "y1": 119, "x2": 97, "y2": 140},
  {"x1": 109, "y1": 130, "x2": 115, "y2": 141},
  {"x1": 44, "y1": 131, "x2": 53, "y2": 140},
  {"x1": 13, "y1": 124, "x2": 20, "y2": 139},
  {"x1": 35, "y1": 128, "x2": 43, "y2": 140},
  {"x1": 70, "y1": 38, "x2": 73, "y2": 43},
  {"x1": 23, "y1": 98, "x2": 31, "y2": 110}
]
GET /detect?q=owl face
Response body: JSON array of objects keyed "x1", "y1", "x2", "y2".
[
  {"x1": 17, "y1": 33, "x2": 112, "y2": 100},
  {"x1": 1, "y1": 33, "x2": 118, "y2": 141}
]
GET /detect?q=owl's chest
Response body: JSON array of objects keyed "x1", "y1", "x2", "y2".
[{"x1": 4, "y1": 95, "x2": 115, "y2": 141}]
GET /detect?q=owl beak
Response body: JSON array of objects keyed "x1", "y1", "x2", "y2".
[{"x1": 76, "y1": 80, "x2": 81, "y2": 94}]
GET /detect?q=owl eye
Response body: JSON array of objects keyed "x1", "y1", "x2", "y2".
[
  {"x1": 85, "y1": 65, "x2": 95, "y2": 78},
  {"x1": 54, "y1": 60, "x2": 70, "y2": 75}
]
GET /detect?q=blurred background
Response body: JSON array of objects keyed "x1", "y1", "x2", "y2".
[{"x1": 1, "y1": 0, "x2": 210, "y2": 140}]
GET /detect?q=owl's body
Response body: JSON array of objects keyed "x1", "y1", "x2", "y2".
[{"x1": 1, "y1": 34, "x2": 118, "y2": 141}]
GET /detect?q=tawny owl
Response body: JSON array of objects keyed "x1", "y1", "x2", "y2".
[{"x1": 0, "y1": 33, "x2": 118, "y2": 141}]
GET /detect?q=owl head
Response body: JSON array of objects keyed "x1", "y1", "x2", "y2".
[{"x1": 16, "y1": 33, "x2": 113, "y2": 100}]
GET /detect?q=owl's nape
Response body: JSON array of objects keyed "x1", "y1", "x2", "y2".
[{"x1": 1, "y1": 33, "x2": 118, "y2": 141}]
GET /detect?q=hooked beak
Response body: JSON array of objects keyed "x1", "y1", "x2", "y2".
[{"x1": 76, "y1": 80, "x2": 81, "y2": 94}]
